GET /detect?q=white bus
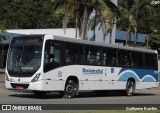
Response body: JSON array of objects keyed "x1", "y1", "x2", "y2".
[{"x1": 5, "y1": 35, "x2": 159, "y2": 98}]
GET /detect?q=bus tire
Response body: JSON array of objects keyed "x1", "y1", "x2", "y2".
[
  {"x1": 63, "y1": 80, "x2": 76, "y2": 99},
  {"x1": 33, "y1": 91, "x2": 46, "y2": 97},
  {"x1": 125, "y1": 80, "x2": 135, "y2": 96}
]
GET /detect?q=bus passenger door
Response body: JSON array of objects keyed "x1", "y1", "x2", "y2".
[{"x1": 43, "y1": 40, "x2": 64, "y2": 91}]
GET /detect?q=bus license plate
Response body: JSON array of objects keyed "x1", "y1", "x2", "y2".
[{"x1": 16, "y1": 86, "x2": 23, "y2": 90}]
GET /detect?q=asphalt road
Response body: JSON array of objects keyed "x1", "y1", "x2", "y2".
[{"x1": 0, "y1": 76, "x2": 160, "y2": 112}]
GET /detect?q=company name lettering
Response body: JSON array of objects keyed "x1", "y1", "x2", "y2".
[
  {"x1": 82, "y1": 68, "x2": 103, "y2": 74},
  {"x1": 2, "y1": 105, "x2": 42, "y2": 111}
]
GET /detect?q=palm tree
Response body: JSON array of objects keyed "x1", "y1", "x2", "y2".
[
  {"x1": 118, "y1": 0, "x2": 154, "y2": 46},
  {"x1": 118, "y1": 0, "x2": 137, "y2": 46},
  {"x1": 89, "y1": 0, "x2": 118, "y2": 43},
  {"x1": 96, "y1": 0, "x2": 119, "y2": 43},
  {"x1": 52, "y1": 0, "x2": 118, "y2": 42},
  {"x1": 52, "y1": 0, "x2": 93, "y2": 39}
]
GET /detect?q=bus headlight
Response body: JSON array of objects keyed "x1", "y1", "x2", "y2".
[
  {"x1": 5, "y1": 73, "x2": 9, "y2": 81},
  {"x1": 31, "y1": 73, "x2": 41, "y2": 82}
]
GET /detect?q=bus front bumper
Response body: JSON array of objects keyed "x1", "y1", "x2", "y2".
[
  {"x1": 5, "y1": 80, "x2": 64, "y2": 91},
  {"x1": 5, "y1": 80, "x2": 44, "y2": 91}
]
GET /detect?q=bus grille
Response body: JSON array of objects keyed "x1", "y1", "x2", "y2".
[{"x1": 10, "y1": 83, "x2": 29, "y2": 89}]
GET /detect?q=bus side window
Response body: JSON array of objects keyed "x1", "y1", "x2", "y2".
[
  {"x1": 112, "y1": 57, "x2": 116, "y2": 66},
  {"x1": 86, "y1": 46, "x2": 101, "y2": 65},
  {"x1": 102, "y1": 51, "x2": 106, "y2": 66},
  {"x1": 74, "y1": 54, "x2": 85, "y2": 64},
  {"x1": 145, "y1": 53, "x2": 157, "y2": 70},
  {"x1": 123, "y1": 53, "x2": 131, "y2": 67},
  {"x1": 106, "y1": 49, "x2": 117, "y2": 66},
  {"x1": 106, "y1": 49, "x2": 111, "y2": 66},
  {"x1": 132, "y1": 52, "x2": 138, "y2": 67},
  {"x1": 65, "y1": 44, "x2": 76, "y2": 64},
  {"x1": 65, "y1": 43, "x2": 85, "y2": 65},
  {"x1": 80, "y1": 55, "x2": 85, "y2": 64},
  {"x1": 153, "y1": 54, "x2": 158, "y2": 69},
  {"x1": 130, "y1": 52, "x2": 144, "y2": 68},
  {"x1": 66, "y1": 50, "x2": 73, "y2": 63},
  {"x1": 74, "y1": 54, "x2": 79, "y2": 63}
]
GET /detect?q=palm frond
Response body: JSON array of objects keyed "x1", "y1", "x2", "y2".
[
  {"x1": 98, "y1": 0, "x2": 114, "y2": 21},
  {"x1": 62, "y1": 0, "x2": 77, "y2": 33}
]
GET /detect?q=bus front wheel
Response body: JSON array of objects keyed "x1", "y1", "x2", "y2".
[
  {"x1": 125, "y1": 80, "x2": 135, "y2": 96},
  {"x1": 63, "y1": 80, "x2": 77, "y2": 98}
]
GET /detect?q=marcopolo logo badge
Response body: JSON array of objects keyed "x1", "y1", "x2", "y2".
[{"x1": 82, "y1": 68, "x2": 103, "y2": 74}]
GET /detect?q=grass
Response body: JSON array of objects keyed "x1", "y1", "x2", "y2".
[{"x1": 52, "y1": 110, "x2": 160, "y2": 113}]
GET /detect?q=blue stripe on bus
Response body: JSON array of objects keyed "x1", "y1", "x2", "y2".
[{"x1": 118, "y1": 68, "x2": 158, "y2": 82}]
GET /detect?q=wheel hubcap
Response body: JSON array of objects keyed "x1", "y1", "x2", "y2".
[
  {"x1": 127, "y1": 82, "x2": 134, "y2": 95},
  {"x1": 128, "y1": 86, "x2": 133, "y2": 94},
  {"x1": 66, "y1": 85, "x2": 73, "y2": 94}
]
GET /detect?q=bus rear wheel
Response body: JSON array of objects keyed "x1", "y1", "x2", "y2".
[
  {"x1": 125, "y1": 80, "x2": 135, "y2": 96},
  {"x1": 63, "y1": 80, "x2": 77, "y2": 98}
]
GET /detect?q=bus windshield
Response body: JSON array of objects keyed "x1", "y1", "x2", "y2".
[{"x1": 7, "y1": 43, "x2": 42, "y2": 76}]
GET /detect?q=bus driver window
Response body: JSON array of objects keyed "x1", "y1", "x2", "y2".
[{"x1": 44, "y1": 41, "x2": 61, "y2": 72}]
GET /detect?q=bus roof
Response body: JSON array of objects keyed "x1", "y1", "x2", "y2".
[
  {"x1": 52, "y1": 35, "x2": 157, "y2": 54},
  {"x1": 11, "y1": 34, "x2": 157, "y2": 54}
]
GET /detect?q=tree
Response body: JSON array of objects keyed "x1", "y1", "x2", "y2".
[
  {"x1": 149, "y1": 32, "x2": 160, "y2": 53},
  {"x1": 148, "y1": 2, "x2": 160, "y2": 52},
  {"x1": 118, "y1": 0, "x2": 138, "y2": 46},
  {"x1": 0, "y1": 21, "x2": 6, "y2": 44},
  {"x1": 52, "y1": 0, "x2": 93, "y2": 39},
  {"x1": 0, "y1": 0, "x2": 64, "y2": 29},
  {"x1": 0, "y1": 0, "x2": 118, "y2": 43},
  {"x1": 53, "y1": 0, "x2": 118, "y2": 42},
  {"x1": 118, "y1": 0, "x2": 154, "y2": 46},
  {"x1": 89, "y1": 0, "x2": 119, "y2": 43}
]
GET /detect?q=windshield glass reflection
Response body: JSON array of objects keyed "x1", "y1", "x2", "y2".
[{"x1": 7, "y1": 44, "x2": 42, "y2": 73}]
